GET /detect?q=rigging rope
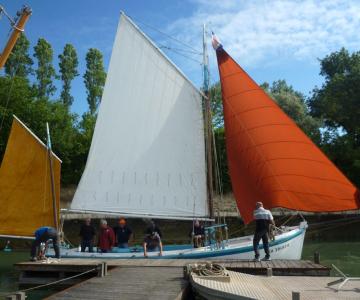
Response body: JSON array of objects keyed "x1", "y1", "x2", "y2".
[{"x1": 128, "y1": 15, "x2": 201, "y2": 54}]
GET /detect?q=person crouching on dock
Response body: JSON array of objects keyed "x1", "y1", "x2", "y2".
[
  {"x1": 253, "y1": 202, "x2": 275, "y2": 261},
  {"x1": 143, "y1": 221, "x2": 163, "y2": 257},
  {"x1": 30, "y1": 226, "x2": 60, "y2": 261}
]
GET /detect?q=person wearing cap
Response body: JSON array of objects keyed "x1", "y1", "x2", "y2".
[
  {"x1": 253, "y1": 202, "x2": 275, "y2": 261},
  {"x1": 30, "y1": 226, "x2": 60, "y2": 261},
  {"x1": 98, "y1": 219, "x2": 115, "y2": 253},
  {"x1": 79, "y1": 218, "x2": 96, "y2": 252},
  {"x1": 143, "y1": 221, "x2": 163, "y2": 257},
  {"x1": 113, "y1": 218, "x2": 133, "y2": 248}
]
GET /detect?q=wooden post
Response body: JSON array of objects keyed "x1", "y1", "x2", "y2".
[
  {"x1": 6, "y1": 292, "x2": 26, "y2": 300},
  {"x1": 103, "y1": 261, "x2": 108, "y2": 276},
  {"x1": 314, "y1": 252, "x2": 320, "y2": 264},
  {"x1": 292, "y1": 291, "x2": 300, "y2": 300},
  {"x1": 97, "y1": 262, "x2": 107, "y2": 277}
]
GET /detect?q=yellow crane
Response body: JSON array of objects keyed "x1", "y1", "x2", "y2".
[{"x1": 0, "y1": 5, "x2": 32, "y2": 69}]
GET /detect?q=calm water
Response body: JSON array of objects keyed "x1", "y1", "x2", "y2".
[{"x1": 0, "y1": 241, "x2": 359, "y2": 299}]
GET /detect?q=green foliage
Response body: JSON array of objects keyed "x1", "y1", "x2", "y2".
[
  {"x1": 58, "y1": 44, "x2": 79, "y2": 107},
  {"x1": 84, "y1": 48, "x2": 106, "y2": 114},
  {"x1": 4, "y1": 34, "x2": 33, "y2": 78},
  {"x1": 309, "y1": 48, "x2": 360, "y2": 187},
  {"x1": 33, "y1": 38, "x2": 57, "y2": 98},
  {"x1": 209, "y1": 83, "x2": 223, "y2": 128}
]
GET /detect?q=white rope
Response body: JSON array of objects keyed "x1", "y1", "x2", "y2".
[
  {"x1": 191, "y1": 262, "x2": 226, "y2": 277},
  {"x1": 15, "y1": 266, "x2": 98, "y2": 294}
]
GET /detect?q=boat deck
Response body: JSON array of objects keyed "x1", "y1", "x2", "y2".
[{"x1": 191, "y1": 270, "x2": 360, "y2": 300}]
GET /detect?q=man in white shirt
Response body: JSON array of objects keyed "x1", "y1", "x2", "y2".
[{"x1": 253, "y1": 202, "x2": 275, "y2": 261}]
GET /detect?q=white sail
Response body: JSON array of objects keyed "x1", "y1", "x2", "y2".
[{"x1": 70, "y1": 13, "x2": 208, "y2": 219}]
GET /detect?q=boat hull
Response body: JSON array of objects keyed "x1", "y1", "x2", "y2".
[{"x1": 49, "y1": 224, "x2": 306, "y2": 260}]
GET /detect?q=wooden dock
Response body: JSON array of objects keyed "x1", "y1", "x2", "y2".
[
  {"x1": 11, "y1": 259, "x2": 332, "y2": 299},
  {"x1": 191, "y1": 270, "x2": 360, "y2": 300},
  {"x1": 15, "y1": 258, "x2": 331, "y2": 286},
  {"x1": 46, "y1": 266, "x2": 188, "y2": 300}
]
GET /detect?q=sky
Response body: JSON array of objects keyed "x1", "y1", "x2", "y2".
[{"x1": 1, "y1": 0, "x2": 360, "y2": 116}]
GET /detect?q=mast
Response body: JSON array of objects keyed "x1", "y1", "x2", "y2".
[
  {"x1": 0, "y1": 5, "x2": 32, "y2": 69},
  {"x1": 46, "y1": 123, "x2": 59, "y2": 232},
  {"x1": 203, "y1": 23, "x2": 214, "y2": 219}
]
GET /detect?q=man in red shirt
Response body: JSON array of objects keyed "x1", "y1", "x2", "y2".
[{"x1": 98, "y1": 219, "x2": 115, "y2": 253}]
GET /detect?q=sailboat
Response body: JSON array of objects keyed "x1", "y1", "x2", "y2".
[
  {"x1": 56, "y1": 12, "x2": 359, "y2": 259},
  {"x1": 0, "y1": 116, "x2": 61, "y2": 240}
]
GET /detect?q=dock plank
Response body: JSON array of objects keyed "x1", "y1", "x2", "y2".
[{"x1": 47, "y1": 266, "x2": 187, "y2": 300}]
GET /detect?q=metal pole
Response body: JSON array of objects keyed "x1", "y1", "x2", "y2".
[
  {"x1": 203, "y1": 23, "x2": 214, "y2": 219},
  {"x1": 46, "y1": 123, "x2": 59, "y2": 232}
]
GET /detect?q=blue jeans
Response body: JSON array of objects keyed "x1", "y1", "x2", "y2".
[
  {"x1": 253, "y1": 229, "x2": 270, "y2": 258},
  {"x1": 81, "y1": 239, "x2": 93, "y2": 252},
  {"x1": 118, "y1": 243, "x2": 128, "y2": 248}
]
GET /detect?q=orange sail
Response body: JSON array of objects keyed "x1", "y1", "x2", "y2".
[
  {"x1": 0, "y1": 116, "x2": 61, "y2": 237},
  {"x1": 215, "y1": 47, "x2": 360, "y2": 224}
]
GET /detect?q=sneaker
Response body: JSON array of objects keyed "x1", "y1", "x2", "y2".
[
  {"x1": 253, "y1": 257, "x2": 260, "y2": 262},
  {"x1": 30, "y1": 257, "x2": 37, "y2": 262},
  {"x1": 262, "y1": 256, "x2": 271, "y2": 261}
]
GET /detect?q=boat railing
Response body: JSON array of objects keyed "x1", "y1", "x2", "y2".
[{"x1": 204, "y1": 224, "x2": 229, "y2": 250}]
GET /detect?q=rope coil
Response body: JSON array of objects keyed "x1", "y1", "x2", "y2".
[{"x1": 191, "y1": 262, "x2": 226, "y2": 277}]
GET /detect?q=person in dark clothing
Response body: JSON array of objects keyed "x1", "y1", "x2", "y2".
[
  {"x1": 30, "y1": 226, "x2": 60, "y2": 261},
  {"x1": 113, "y1": 218, "x2": 133, "y2": 248},
  {"x1": 79, "y1": 218, "x2": 96, "y2": 252},
  {"x1": 189, "y1": 220, "x2": 205, "y2": 248},
  {"x1": 253, "y1": 202, "x2": 275, "y2": 261},
  {"x1": 143, "y1": 221, "x2": 163, "y2": 257},
  {"x1": 145, "y1": 221, "x2": 162, "y2": 238}
]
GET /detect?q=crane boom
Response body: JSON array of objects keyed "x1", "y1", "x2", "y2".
[{"x1": 0, "y1": 5, "x2": 32, "y2": 69}]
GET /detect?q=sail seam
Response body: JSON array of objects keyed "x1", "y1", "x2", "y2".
[
  {"x1": 225, "y1": 88, "x2": 267, "y2": 100},
  {"x1": 260, "y1": 173, "x2": 353, "y2": 187},
  {"x1": 268, "y1": 189, "x2": 355, "y2": 199}
]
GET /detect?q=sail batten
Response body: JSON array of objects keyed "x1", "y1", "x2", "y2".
[
  {"x1": 71, "y1": 14, "x2": 208, "y2": 219},
  {"x1": 215, "y1": 47, "x2": 359, "y2": 223}
]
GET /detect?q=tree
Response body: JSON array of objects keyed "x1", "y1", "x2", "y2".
[
  {"x1": 310, "y1": 48, "x2": 360, "y2": 143},
  {"x1": 33, "y1": 38, "x2": 57, "y2": 98},
  {"x1": 58, "y1": 44, "x2": 79, "y2": 107},
  {"x1": 309, "y1": 48, "x2": 360, "y2": 186},
  {"x1": 4, "y1": 34, "x2": 33, "y2": 78},
  {"x1": 83, "y1": 48, "x2": 106, "y2": 114}
]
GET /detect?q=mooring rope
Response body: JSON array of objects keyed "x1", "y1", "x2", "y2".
[
  {"x1": 5, "y1": 266, "x2": 98, "y2": 296},
  {"x1": 191, "y1": 262, "x2": 226, "y2": 277}
]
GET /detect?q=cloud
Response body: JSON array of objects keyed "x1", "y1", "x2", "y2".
[{"x1": 166, "y1": 0, "x2": 360, "y2": 69}]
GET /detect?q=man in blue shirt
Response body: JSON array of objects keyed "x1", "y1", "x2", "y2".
[{"x1": 30, "y1": 226, "x2": 60, "y2": 261}]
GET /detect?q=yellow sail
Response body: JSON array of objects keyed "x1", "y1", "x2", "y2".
[{"x1": 0, "y1": 116, "x2": 61, "y2": 238}]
